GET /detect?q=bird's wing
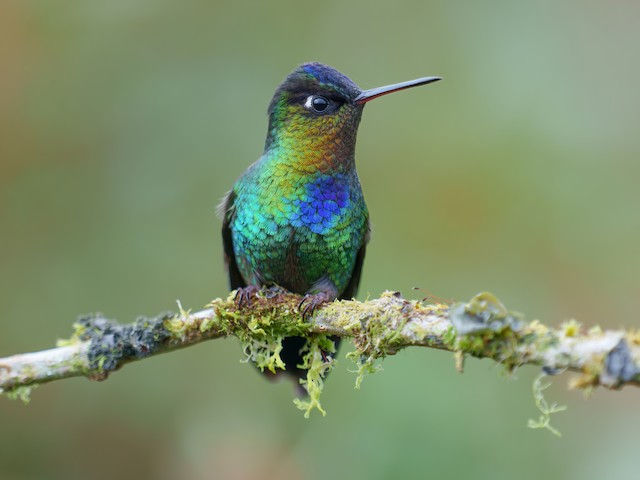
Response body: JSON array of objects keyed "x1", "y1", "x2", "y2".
[
  {"x1": 340, "y1": 217, "x2": 370, "y2": 300},
  {"x1": 218, "y1": 189, "x2": 246, "y2": 290}
]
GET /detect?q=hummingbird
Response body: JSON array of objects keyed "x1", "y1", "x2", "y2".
[{"x1": 219, "y1": 62, "x2": 440, "y2": 389}]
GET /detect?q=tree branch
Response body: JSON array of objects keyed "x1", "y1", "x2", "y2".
[{"x1": 1, "y1": 289, "x2": 639, "y2": 405}]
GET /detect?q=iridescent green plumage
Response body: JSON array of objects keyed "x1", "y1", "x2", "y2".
[{"x1": 219, "y1": 62, "x2": 440, "y2": 388}]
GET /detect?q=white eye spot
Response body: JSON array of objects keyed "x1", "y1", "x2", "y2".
[{"x1": 304, "y1": 96, "x2": 314, "y2": 109}]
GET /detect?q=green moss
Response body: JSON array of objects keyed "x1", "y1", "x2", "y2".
[
  {"x1": 163, "y1": 316, "x2": 186, "y2": 336},
  {"x1": 345, "y1": 292, "x2": 454, "y2": 388},
  {"x1": 442, "y1": 325, "x2": 457, "y2": 347},
  {"x1": 348, "y1": 351, "x2": 382, "y2": 389},
  {"x1": 236, "y1": 315, "x2": 285, "y2": 373},
  {"x1": 293, "y1": 335, "x2": 336, "y2": 417},
  {"x1": 239, "y1": 332, "x2": 286, "y2": 374},
  {"x1": 322, "y1": 299, "x2": 375, "y2": 333},
  {"x1": 164, "y1": 308, "x2": 227, "y2": 340},
  {"x1": 56, "y1": 321, "x2": 89, "y2": 347},
  {"x1": 221, "y1": 289, "x2": 319, "y2": 380},
  {"x1": 3, "y1": 385, "x2": 37, "y2": 404},
  {"x1": 447, "y1": 292, "x2": 544, "y2": 381},
  {"x1": 211, "y1": 289, "x2": 347, "y2": 416},
  {"x1": 199, "y1": 316, "x2": 216, "y2": 333},
  {"x1": 347, "y1": 294, "x2": 416, "y2": 388}
]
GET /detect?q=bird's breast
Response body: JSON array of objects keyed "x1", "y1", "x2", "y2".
[{"x1": 231, "y1": 170, "x2": 367, "y2": 293}]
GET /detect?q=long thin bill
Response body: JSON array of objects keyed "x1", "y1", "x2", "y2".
[{"x1": 354, "y1": 76, "x2": 441, "y2": 104}]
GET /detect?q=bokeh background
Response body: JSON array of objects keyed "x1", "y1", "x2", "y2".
[{"x1": 1, "y1": 1, "x2": 639, "y2": 479}]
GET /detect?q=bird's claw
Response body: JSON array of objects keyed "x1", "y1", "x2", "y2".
[
  {"x1": 234, "y1": 285, "x2": 261, "y2": 308},
  {"x1": 298, "y1": 292, "x2": 331, "y2": 320}
]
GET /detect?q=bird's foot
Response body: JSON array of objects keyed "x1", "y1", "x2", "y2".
[
  {"x1": 234, "y1": 285, "x2": 261, "y2": 308},
  {"x1": 298, "y1": 292, "x2": 332, "y2": 319}
]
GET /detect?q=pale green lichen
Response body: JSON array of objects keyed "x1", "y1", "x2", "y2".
[
  {"x1": 568, "y1": 351, "x2": 605, "y2": 394},
  {"x1": 450, "y1": 292, "x2": 527, "y2": 372},
  {"x1": 454, "y1": 349, "x2": 465, "y2": 373},
  {"x1": 321, "y1": 298, "x2": 371, "y2": 333},
  {"x1": 450, "y1": 292, "x2": 524, "y2": 337},
  {"x1": 347, "y1": 351, "x2": 382, "y2": 389},
  {"x1": 626, "y1": 330, "x2": 640, "y2": 345},
  {"x1": 442, "y1": 325, "x2": 457, "y2": 348},
  {"x1": 234, "y1": 309, "x2": 300, "y2": 375},
  {"x1": 3, "y1": 385, "x2": 37, "y2": 404},
  {"x1": 199, "y1": 316, "x2": 216, "y2": 333},
  {"x1": 247, "y1": 316, "x2": 271, "y2": 336},
  {"x1": 240, "y1": 334, "x2": 286, "y2": 374},
  {"x1": 450, "y1": 293, "x2": 572, "y2": 429},
  {"x1": 163, "y1": 316, "x2": 184, "y2": 336},
  {"x1": 527, "y1": 373, "x2": 566, "y2": 437},
  {"x1": 56, "y1": 321, "x2": 89, "y2": 347},
  {"x1": 6, "y1": 288, "x2": 606, "y2": 426},
  {"x1": 293, "y1": 335, "x2": 335, "y2": 417},
  {"x1": 346, "y1": 293, "x2": 414, "y2": 388},
  {"x1": 561, "y1": 319, "x2": 582, "y2": 338},
  {"x1": 222, "y1": 290, "x2": 317, "y2": 375},
  {"x1": 344, "y1": 292, "x2": 452, "y2": 388},
  {"x1": 588, "y1": 324, "x2": 603, "y2": 337},
  {"x1": 164, "y1": 302, "x2": 226, "y2": 340}
]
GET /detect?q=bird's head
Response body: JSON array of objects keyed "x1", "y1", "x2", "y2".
[
  {"x1": 265, "y1": 63, "x2": 363, "y2": 151},
  {"x1": 264, "y1": 62, "x2": 440, "y2": 166}
]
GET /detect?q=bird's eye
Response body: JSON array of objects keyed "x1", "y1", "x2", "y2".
[{"x1": 305, "y1": 95, "x2": 330, "y2": 113}]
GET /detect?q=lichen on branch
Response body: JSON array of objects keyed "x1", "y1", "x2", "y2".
[{"x1": 1, "y1": 289, "x2": 639, "y2": 417}]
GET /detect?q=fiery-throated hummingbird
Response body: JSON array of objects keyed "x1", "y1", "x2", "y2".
[{"x1": 219, "y1": 62, "x2": 440, "y2": 390}]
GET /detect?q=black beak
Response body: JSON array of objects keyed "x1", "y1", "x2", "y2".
[{"x1": 354, "y1": 76, "x2": 441, "y2": 104}]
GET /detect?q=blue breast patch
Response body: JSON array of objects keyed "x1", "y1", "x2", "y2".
[{"x1": 289, "y1": 174, "x2": 350, "y2": 234}]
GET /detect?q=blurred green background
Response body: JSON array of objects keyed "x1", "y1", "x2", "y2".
[{"x1": 1, "y1": 1, "x2": 639, "y2": 479}]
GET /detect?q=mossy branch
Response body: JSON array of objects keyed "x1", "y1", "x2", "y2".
[{"x1": 1, "y1": 289, "x2": 639, "y2": 408}]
